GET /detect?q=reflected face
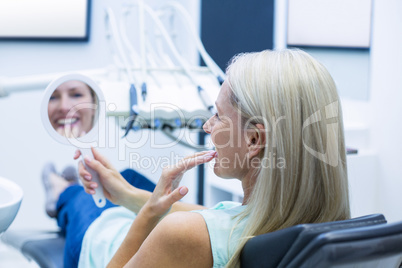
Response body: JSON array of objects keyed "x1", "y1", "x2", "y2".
[{"x1": 47, "y1": 80, "x2": 96, "y2": 138}]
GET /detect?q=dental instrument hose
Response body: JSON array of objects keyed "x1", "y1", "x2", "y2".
[
  {"x1": 197, "y1": 85, "x2": 216, "y2": 114},
  {"x1": 123, "y1": 83, "x2": 139, "y2": 138}
]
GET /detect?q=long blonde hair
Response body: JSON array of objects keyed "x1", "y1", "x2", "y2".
[{"x1": 225, "y1": 49, "x2": 350, "y2": 267}]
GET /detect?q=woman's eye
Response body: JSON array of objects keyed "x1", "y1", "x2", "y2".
[
  {"x1": 73, "y1": 93, "x2": 83, "y2": 98},
  {"x1": 214, "y1": 113, "x2": 220, "y2": 119}
]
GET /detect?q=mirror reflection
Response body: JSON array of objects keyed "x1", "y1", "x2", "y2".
[{"x1": 47, "y1": 80, "x2": 97, "y2": 138}]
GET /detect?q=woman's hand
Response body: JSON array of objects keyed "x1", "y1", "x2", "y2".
[
  {"x1": 143, "y1": 150, "x2": 217, "y2": 219},
  {"x1": 74, "y1": 148, "x2": 134, "y2": 206},
  {"x1": 106, "y1": 150, "x2": 216, "y2": 268},
  {"x1": 57, "y1": 125, "x2": 85, "y2": 138}
]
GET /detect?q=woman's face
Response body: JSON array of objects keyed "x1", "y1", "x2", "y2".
[
  {"x1": 203, "y1": 81, "x2": 249, "y2": 179},
  {"x1": 48, "y1": 80, "x2": 95, "y2": 137}
]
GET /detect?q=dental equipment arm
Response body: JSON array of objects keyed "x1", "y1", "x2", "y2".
[
  {"x1": 0, "y1": 69, "x2": 108, "y2": 97},
  {"x1": 164, "y1": 2, "x2": 226, "y2": 84}
]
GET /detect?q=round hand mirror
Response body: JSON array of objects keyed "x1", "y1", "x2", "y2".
[{"x1": 41, "y1": 73, "x2": 106, "y2": 207}]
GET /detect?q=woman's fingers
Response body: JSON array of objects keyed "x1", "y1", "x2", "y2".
[
  {"x1": 90, "y1": 147, "x2": 113, "y2": 169},
  {"x1": 143, "y1": 151, "x2": 216, "y2": 218},
  {"x1": 72, "y1": 125, "x2": 79, "y2": 138},
  {"x1": 64, "y1": 126, "x2": 73, "y2": 138},
  {"x1": 166, "y1": 186, "x2": 188, "y2": 206},
  {"x1": 176, "y1": 151, "x2": 217, "y2": 172},
  {"x1": 182, "y1": 150, "x2": 216, "y2": 161},
  {"x1": 82, "y1": 154, "x2": 107, "y2": 177},
  {"x1": 78, "y1": 160, "x2": 90, "y2": 179},
  {"x1": 78, "y1": 160, "x2": 97, "y2": 194},
  {"x1": 74, "y1": 147, "x2": 112, "y2": 169},
  {"x1": 161, "y1": 151, "x2": 216, "y2": 192},
  {"x1": 163, "y1": 150, "x2": 216, "y2": 185},
  {"x1": 149, "y1": 186, "x2": 189, "y2": 217},
  {"x1": 74, "y1": 150, "x2": 81, "y2": 160},
  {"x1": 57, "y1": 127, "x2": 63, "y2": 136}
]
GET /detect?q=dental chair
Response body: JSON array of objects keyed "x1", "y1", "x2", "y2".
[
  {"x1": 288, "y1": 222, "x2": 402, "y2": 268},
  {"x1": 287, "y1": 220, "x2": 402, "y2": 267},
  {"x1": 1, "y1": 230, "x2": 64, "y2": 268},
  {"x1": 1, "y1": 213, "x2": 387, "y2": 268},
  {"x1": 240, "y1": 213, "x2": 387, "y2": 267}
]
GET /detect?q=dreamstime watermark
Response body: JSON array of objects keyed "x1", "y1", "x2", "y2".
[{"x1": 61, "y1": 100, "x2": 341, "y2": 167}]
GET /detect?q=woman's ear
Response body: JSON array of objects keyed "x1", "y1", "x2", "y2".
[{"x1": 247, "y1": 123, "x2": 266, "y2": 159}]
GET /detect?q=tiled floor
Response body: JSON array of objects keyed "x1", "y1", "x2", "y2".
[{"x1": 0, "y1": 241, "x2": 39, "y2": 268}]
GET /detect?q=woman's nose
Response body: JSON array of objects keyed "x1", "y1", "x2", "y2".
[
  {"x1": 203, "y1": 118, "x2": 212, "y2": 134},
  {"x1": 60, "y1": 96, "x2": 73, "y2": 112}
]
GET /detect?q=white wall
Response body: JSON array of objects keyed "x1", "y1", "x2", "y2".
[
  {"x1": 336, "y1": 0, "x2": 402, "y2": 222},
  {"x1": 274, "y1": 0, "x2": 402, "y2": 221},
  {"x1": 0, "y1": 0, "x2": 201, "y2": 231},
  {"x1": 369, "y1": 0, "x2": 402, "y2": 222}
]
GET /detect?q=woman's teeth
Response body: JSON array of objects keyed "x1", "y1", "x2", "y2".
[{"x1": 57, "y1": 118, "x2": 78, "y2": 125}]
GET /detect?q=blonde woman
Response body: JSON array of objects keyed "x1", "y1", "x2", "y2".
[{"x1": 47, "y1": 49, "x2": 349, "y2": 267}]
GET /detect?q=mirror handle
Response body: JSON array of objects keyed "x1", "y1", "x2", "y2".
[{"x1": 80, "y1": 148, "x2": 107, "y2": 208}]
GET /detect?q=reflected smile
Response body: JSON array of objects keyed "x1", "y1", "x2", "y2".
[{"x1": 57, "y1": 118, "x2": 78, "y2": 125}]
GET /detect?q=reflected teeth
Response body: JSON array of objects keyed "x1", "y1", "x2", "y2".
[{"x1": 57, "y1": 118, "x2": 78, "y2": 125}]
